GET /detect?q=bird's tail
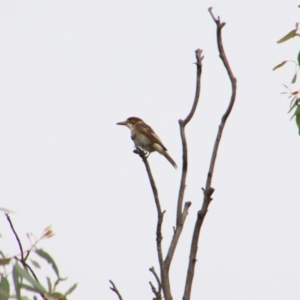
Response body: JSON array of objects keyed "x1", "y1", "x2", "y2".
[{"x1": 161, "y1": 150, "x2": 177, "y2": 169}]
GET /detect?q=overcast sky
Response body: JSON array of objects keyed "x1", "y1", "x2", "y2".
[{"x1": 1, "y1": 1, "x2": 300, "y2": 299}]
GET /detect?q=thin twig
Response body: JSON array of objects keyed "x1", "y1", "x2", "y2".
[
  {"x1": 109, "y1": 280, "x2": 124, "y2": 300},
  {"x1": 135, "y1": 149, "x2": 164, "y2": 269},
  {"x1": 176, "y1": 49, "x2": 203, "y2": 226},
  {"x1": 183, "y1": 8, "x2": 237, "y2": 300},
  {"x1": 5, "y1": 213, "x2": 47, "y2": 300},
  {"x1": 149, "y1": 266, "x2": 162, "y2": 298},
  {"x1": 134, "y1": 148, "x2": 169, "y2": 298},
  {"x1": 149, "y1": 281, "x2": 160, "y2": 300},
  {"x1": 5, "y1": 213, "x2": 24, "y2": 261},
  {"x1": 164, "y1": 49, "x2": 203, "y2": 274},
  {"x1": 177, "y1": 49, "x2": 203, "y2": 224},
  {"x1": 136, "y1": 50, "x2": 203, "y2": 300}
]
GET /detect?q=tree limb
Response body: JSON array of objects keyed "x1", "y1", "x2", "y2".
[
  {"x1": 183, "y1": 8, "x2": 237, "y2": 300},
  {"x1": 109, "y1": 280, "x2": 124, "y2": 300},
  {"x1": 177, "y1": 49, "x2": 203, "y2": 224},
  {"x1": 164, "y1": 49, "x2": 203, "y2": 274},
  {"x1": 136, "y1": 49, "x2": 203, "y2": 300},
  {"x1": 149, "y1": 281, "x2": 160, "y2": 300},
  {"x1": 134, "y1": 148, "x2": 169, "y2": 298},
  {"x1": 5, "y1": 213, "x2": 47, "y2": 300},
  {"x1": 149, "y1": 266, "x2": 162, "y2": 299}
]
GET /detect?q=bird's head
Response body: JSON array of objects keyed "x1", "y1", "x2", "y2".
[{"x1": 117, "y1": 117, "x2": 142, "y2": 129}]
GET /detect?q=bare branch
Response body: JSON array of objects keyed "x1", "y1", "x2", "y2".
[
  {"x1": 163, "y1": 50, "x2": 203, "y2": 276},
  {"x1": 135, "y1": 149, "x2": 164, "y2": 268},
  {"x1": 134, "y1": 149, "x2": 170, "y2": 298},
  {"x1": 164, "y1": 201, "x2": 191, "y2": 269},
  {"x1": 149, "y1": 281, "x2": 161, "y2": 300},
  {"x1": 142, "y1": 49, "x2": 202, "y2": 300},
  {"x1": 177, "y1": 49, "x2": 203, "y2": 224},
  {"x1": 183, "y1": 8, "x2": 237, "y2": 300},
  {"x1": 149, "y1": 266, "x2": 162, "y2": 298},
  {"x1": 109, "y1": 280, "x2": 124, "y2": 300}
]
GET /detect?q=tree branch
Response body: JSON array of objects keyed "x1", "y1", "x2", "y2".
[
  {"x1": 136, "y1": 49, "x2": 203, "y2": 300},
  {"x1": 149, "y1": 266, "x2": 162, "y2": 299},
  {"x1": 177, "y1": 49, "x2": 203, "y2": 224},
  {"x1": 109, "y1": 280, "x2": 124, "y2": 300},
  {"x1": 183, "y1": 8, "x2": 237, "y2": 300},
  {"x1": 149, "y1": 281, "x2": 160, "y2": 300},
  {"x1": 134, "y1": 149, "x2": 169, "y2": 298},
  {"x1": 5, "y1": 213, "x2": 47, "y2": 300},
  {"x1": 164, "y1": 49, "x2": 203, "y2": 274}
]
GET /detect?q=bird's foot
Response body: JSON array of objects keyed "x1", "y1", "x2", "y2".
[{"x1": 133, "y1": 147, "x2": 148, "y2": 158}]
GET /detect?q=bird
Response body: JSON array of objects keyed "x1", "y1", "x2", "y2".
[{"x1": 117, "y1": 117, "x2": 177, "y2": 169}]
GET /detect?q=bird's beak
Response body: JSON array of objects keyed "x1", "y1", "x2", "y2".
[{"x1": 116, "y1": 121, "x2": 127, "y2": 126}]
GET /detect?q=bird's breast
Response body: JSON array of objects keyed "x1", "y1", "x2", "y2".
[{"x1": 131, "y1": 129, "x2": 153, "y2": 152}]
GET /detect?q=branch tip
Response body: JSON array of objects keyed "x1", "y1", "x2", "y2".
[
  {"x1": 183, "y1": 8, "x2": 237, "y2": 300},
  {"x1": 109, "y1": 280, "x2": 123, "y2": 300},
  {"x1": 185, "y1": 201, "x2": 192, "y2": 207}
]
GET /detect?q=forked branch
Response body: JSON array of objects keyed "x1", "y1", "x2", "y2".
[
  {"x1": 139, "y1": 49, "x2": 204, "y2": 300},
  {"x1": 149, "y1": 266, "x2": 162, "y2": 300},
  {"x1": 183, "y1": 8, "x2": 237, "y2": 300},
  {"x1": 164, "y1": 50, "x2": 204, "y2": 275},
  {"x1": 177, "y1": 49, "x2": 204, "y2": 223},
  {"x1": 6, "y1": 213, "x2": 46, "y2": 300},
  {"x1": 109, "y1": 280, "x2": 124, "y2": 300}
]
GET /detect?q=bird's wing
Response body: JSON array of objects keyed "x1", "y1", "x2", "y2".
[{"x1": 135, "y1": 122, "x2": 167, "y2": 151}]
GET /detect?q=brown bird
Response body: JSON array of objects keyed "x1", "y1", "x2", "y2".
[{"x1": 117, "y1": 117, "x2": 177, "y2": 169}]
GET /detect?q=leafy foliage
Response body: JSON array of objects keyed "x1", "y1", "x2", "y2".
[
  {"x1": 274, "y1": 8, "x2": 300, "y2": 134},
  {"x1": 0, "y1": 218, "x2": 77, "y2": 300}
]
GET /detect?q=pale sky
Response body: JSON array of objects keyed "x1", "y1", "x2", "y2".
[{"x1": 0, "y1": 1, "x2": 300, "y2": 299}]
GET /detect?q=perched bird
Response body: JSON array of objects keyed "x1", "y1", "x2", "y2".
[{"x1": 117, "y1": 117, "x2": 177, "y2": 169}]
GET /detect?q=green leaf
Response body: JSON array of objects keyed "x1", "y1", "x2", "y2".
[
  {"x1": 35, "y1": 249, "x2": 59, "y2": 278},
  {"x1": 20, "y1": 297, "x2": 31, "y2": 300},
  {"x1": 47, "y1": 277, "x2": 52, "y2": 293},
  {"x1": 64, "y1": 283, "x2": 77, "y2": 296},
  {"x1": 297, "y1": 51, "x2": 300, "y2": 66},
  {"x1": 0, "y1": 276, "x2": 9, "y2": 300},
  {"x1": 292, "y1": 73, "x2": 298, "y2": 83},
  {"x1": 277, "y1": 29, "x2": 297, "y2": 43},
  {"x1": 294, "y1": 106, "x2": 300, "y2": 134},
  {"x1": 20, "y1": 283, "x2": 39, "y2": 293},
  {"x1": 15, "y1": 263, "x2": 47, "y2": 294},
  {"x1": 289, "y1": 97, "x2": 298, "y2": 111},
  {"x1": 13, "y1": 264, "x2": 21, "y2": 300},
  {"x1": 30, "y1": 260, "x2": 40, "y2": 269},
  {"x1": 273, "y1": 61, "x2": 287, "y2": 70}
]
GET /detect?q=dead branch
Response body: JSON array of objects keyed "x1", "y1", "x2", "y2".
[
  {"x1": 136, "y1": 49, "x2": 203, "y2": 300},
  {"x1": 149, "y1": 281, "x2": 161, "y2": 300},
  {"x1": 149, "y1": 266, "x2": 162, "y2": 299},
  {"x1": 177, "y1": 49, "x2": 203, "y2": 223},
  {"x1": 164, "y1": 49, "x2": 203, "y2": 274},
  {"x1": 109, "y1": 280, "x2": 124, "y2": 300},
  {"x1": 183, "y1": 8, "x2": 237, "y2": 300},
  {"x1": 134, "y1": 148, "x2": 169, "y2": 298}
]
